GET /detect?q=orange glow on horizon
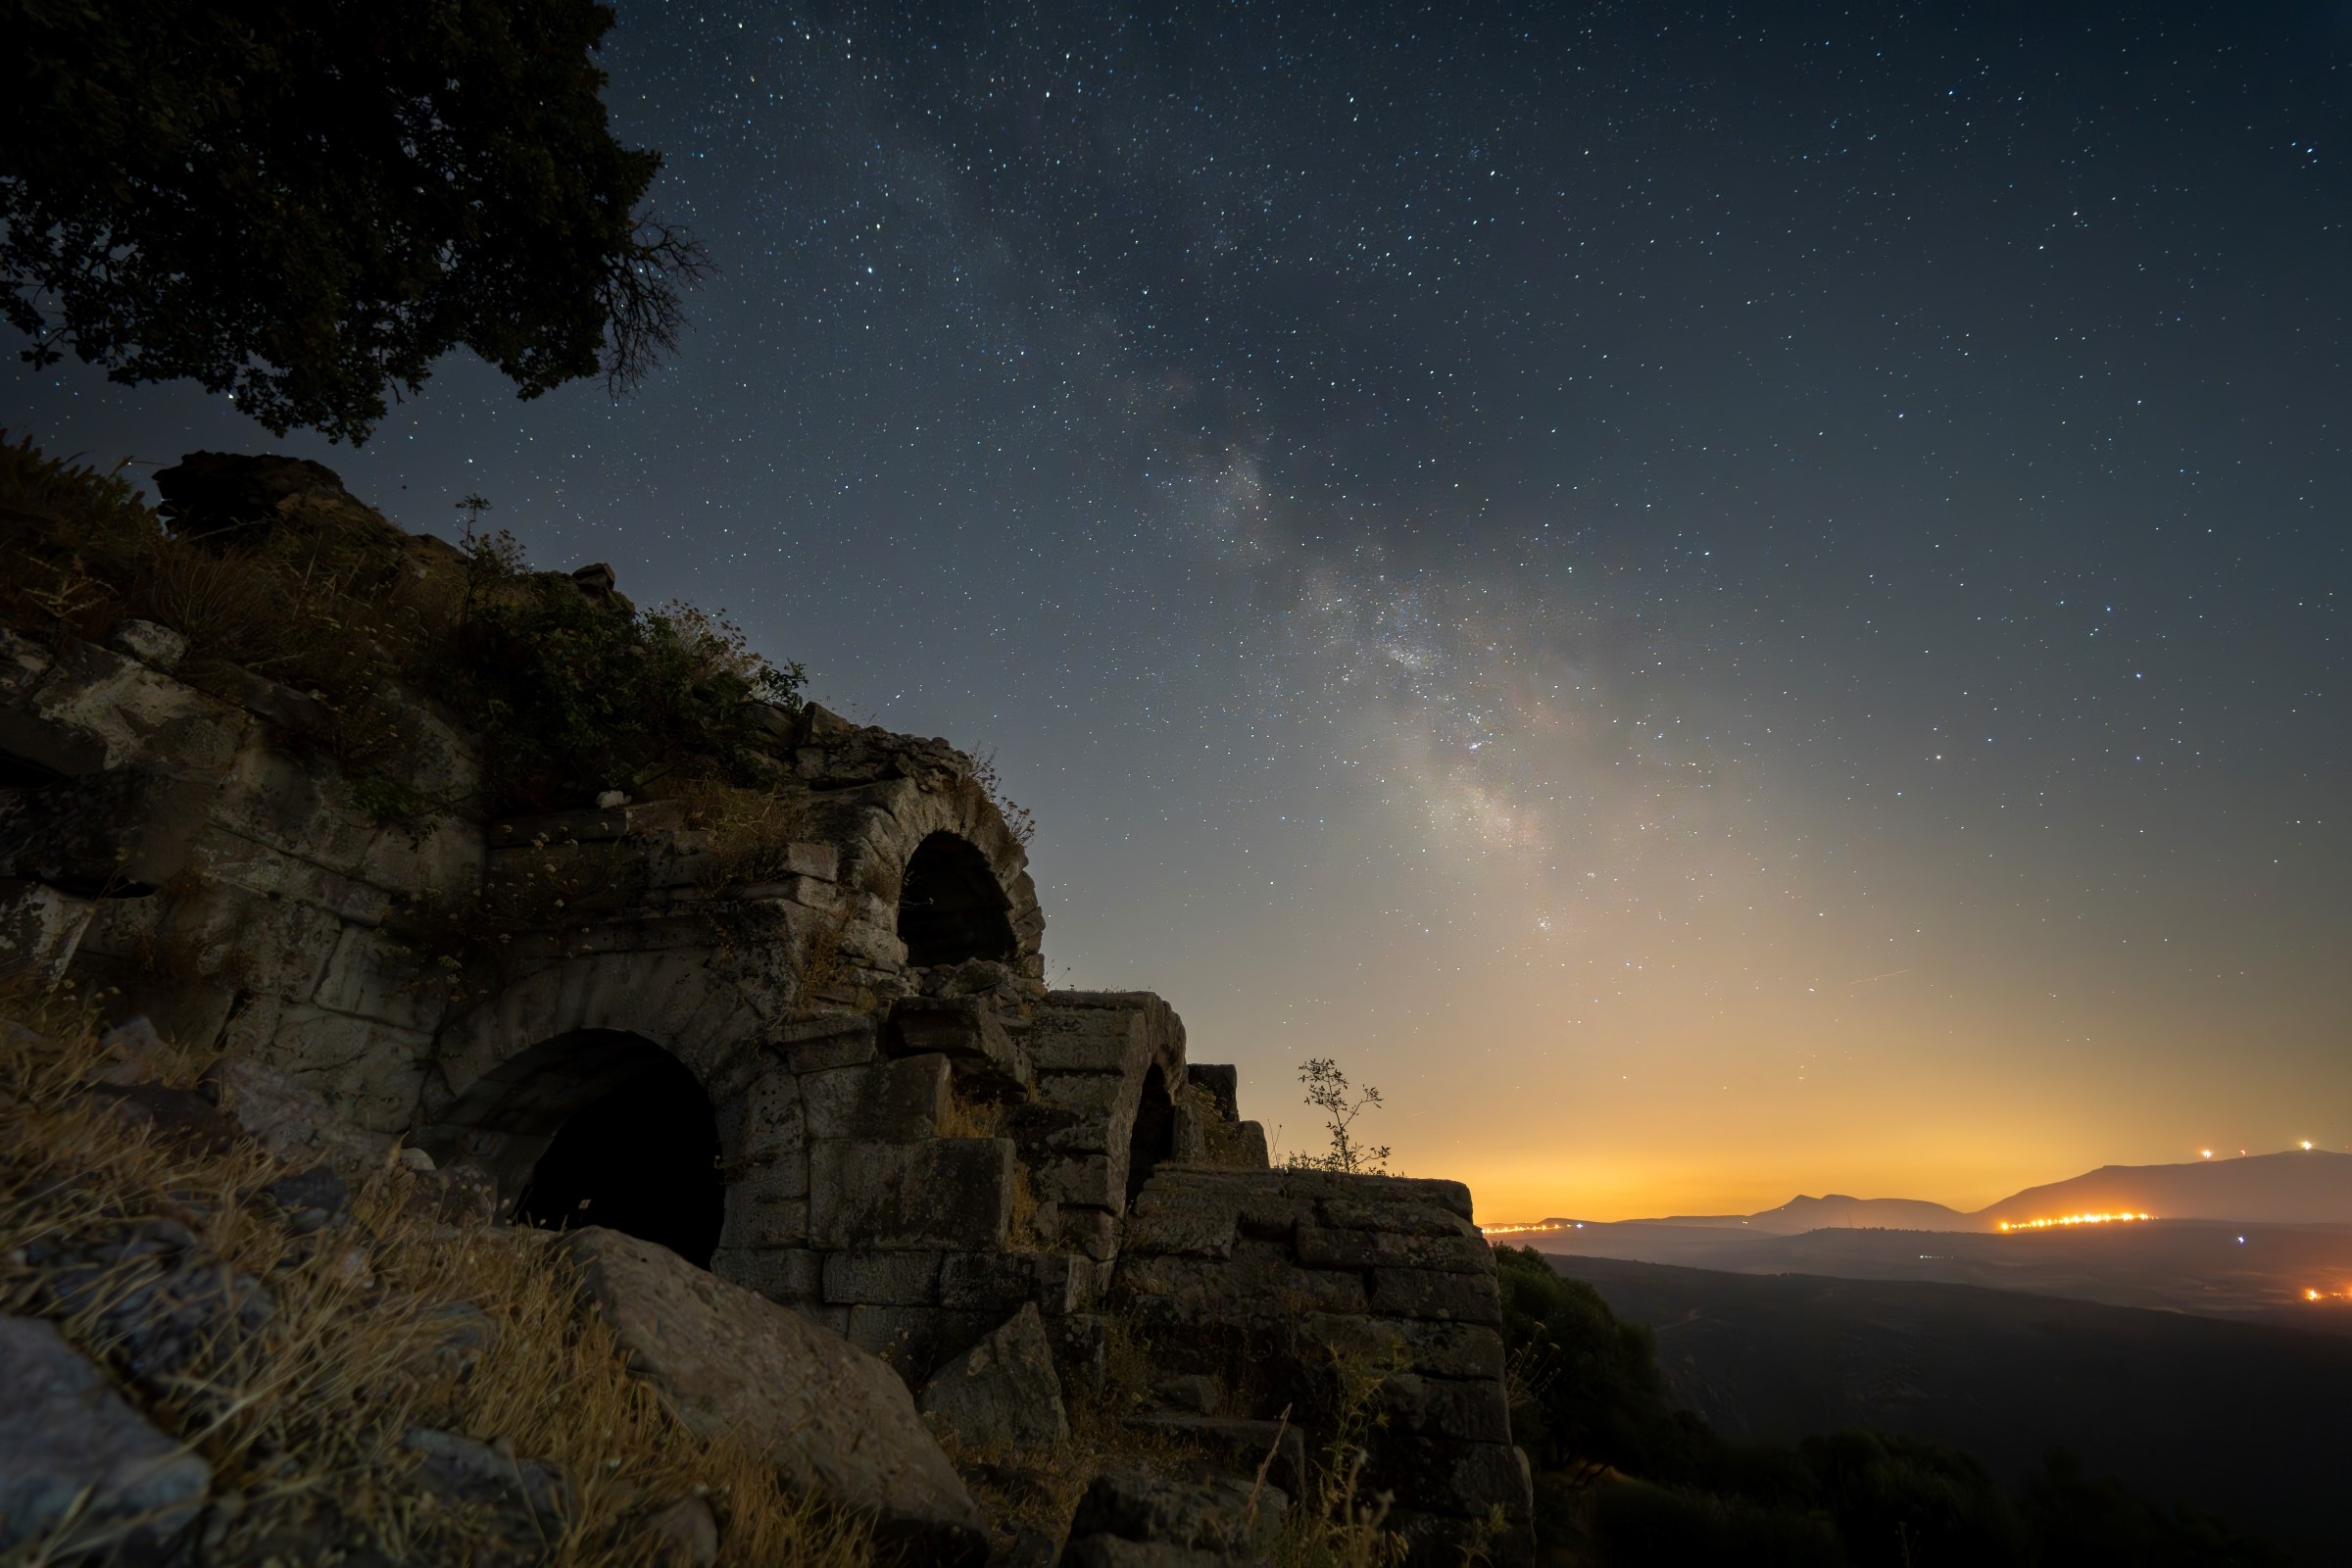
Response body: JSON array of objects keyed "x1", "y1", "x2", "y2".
[{"x1": 1996, "y1": 1210, "x2": 2153, "y2": 1232}]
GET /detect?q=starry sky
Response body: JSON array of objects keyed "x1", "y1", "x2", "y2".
[{"x1": 10, "y1": 1, "x2": 2350, "y2": 1220}]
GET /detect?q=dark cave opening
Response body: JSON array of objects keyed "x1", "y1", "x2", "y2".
[
  {"x1": 897, "y1": 830, "x2": 1017, "y2": 968},
  {"x1": 511, "y1": 1047, "x2": 724, "y2": 1268},
  {"x1": 1126, "y1": 1063, "x2": 1175, "y2": 1206}
]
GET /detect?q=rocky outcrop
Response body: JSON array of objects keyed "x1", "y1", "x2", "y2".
[
  {"x1": 555, "y1": 1226, "x2": 987, "y2": 1563},
  {"x1": 0, "y1": 1314, "x2": 212, "y2": 1560}
]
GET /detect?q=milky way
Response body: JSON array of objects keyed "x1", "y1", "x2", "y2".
[{"x1": 10, "y1": 1, "x2": 2348, "y2": 1216}]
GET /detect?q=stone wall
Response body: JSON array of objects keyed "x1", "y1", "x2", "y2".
[
  {"x1": 0, "y1": 456, "x2": 1531, "y2": 1564},
  {"x1": 1118, "y1": 1167, "x2": 1535, "y2": 1563}
]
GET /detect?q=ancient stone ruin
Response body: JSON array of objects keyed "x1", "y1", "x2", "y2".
[{"x1": 0, "y1": 456, "x2": 1531, "y2": 1563}]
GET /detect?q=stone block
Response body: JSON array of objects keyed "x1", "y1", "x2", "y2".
[
  {"x1": 0, "y1": 762, "x2": 220, "y2": 894},
  {"x1": 1059, "y1": 1205, "x2": 1119, "y2": 1260},
  {"x1": 1170, "y1": 1099, "x2": 1207, "y2": 1162},
  {"x1": 1117, "y1": 1248, "x2": 1366, "y2": 1325},
  {"x1": 226, "y1": 998, "x2": 433, "y2": 1134},
  {"x1": 917, "y1": 1302, "x2": 1068, "y2": 1450},
  {"x1": 0, "y1": 877, "x2": 93, "y2": 980},
  {"x1": 723, "y1": 1177, "x2": 809, "y2": 1248},
  {"x1": 24, "y1": 637, "x2": 242, "y2": 774},
  {"x1": 713, "y1": 1247, "x2": 825, "y2": 1304},
  {"x1": 360, "y1": 813, "x2": 484, "y2": 901},
  {"x1": 1378, "y1": 1373, "x2": 1513, "y2": 1445},
  {"x1": 1187, "y1": 1063, "x2": 1240, "y2": 1121},
  {"x1": 208, "y1": 741, "x2": 377, "y2": 875},
  {"x1": 180, "y1": 825, "x2": 389, "y2": 924},
  {"x1": 803, "y1": 1054, "x2": 950, "y2": 1142},
  {"x1": 825, "y1": 1249, "x2": 946, "y2": 1306},
  {"x1": 1294, "y1": 1226, "x2": 1492, "y2": 1274},
  {"x1": 1122, "y1": 1194, "x2": 1240, "y2": 1259},
  {"x1": 160, "y1": 880, "x2": 342, "y2": 999},
  {"x1": 809, "y1": 1138, "x2": 1014, "y2": 1250},
  {"x1": 775, "y1": 1013, "x2": 881, "y2": 1073},
  {"x1": 1319, "y1": 1196, "x2": 1479, "y2": 1238},
  {"x1": 1035, "y1": 1152, "x2": 1121, "y2": 1209},
  {"x1": 205, "y1": 1055, "x2": 396, "y2": 1184},
  {"x1": 1362, "y1": 1438, "x2": 1531, "y2": 1524},
  {"x1": 1366, "y1": 1268, "x2": 1502, "y2": 1327},
  {"x1": 1025, "y1": 1003, "x2": 1151, "y2": 1076},
  {"x1": 846, "y1": 1304, "x2": 1002, "y2": 1385},
  {"x1": 740, "y1": 1071, "x2": 805, "y2": 1158},
  {"x1": 1233, "y1": 1122, "x2": 1271, "y2": 1169},
  {"x1": 886, "y1": 995, "x2": 1033, "y2": 1097},
  {"x1": 1299, "y1": 1313, "x2": 1506, "y2": 1383},
  {"x1": 314, "y1": 922, "x2": 438, "y2": 1031},
  {"x1": 937, "y1": 1250, "x2": 1100, "y2": 1316}
]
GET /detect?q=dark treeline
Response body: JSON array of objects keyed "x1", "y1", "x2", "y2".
[{"x1": 1494, "y1": 1247, "x2": 2288, "y2": 1567}]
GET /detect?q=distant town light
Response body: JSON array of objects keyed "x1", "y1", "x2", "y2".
[
  {"x1": 1997, "y1": 1211, "x2": 2152, "y2": 1232},
  {"x1": 2200, "y1": 1149, "x2": 2213, "y2": 1159},
  {"x1": 2302, "y1": 1140, "x2": 2315, "y2": 1151}
]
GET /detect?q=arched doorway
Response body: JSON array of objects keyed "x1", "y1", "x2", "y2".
[
  {"x1": 442, "y1": 1030, "x2": 725, "y2": 1267},
  {"x1": 1126, "y1": 1063, "x2": 1176, "y2": 1206},
  {"x1": 898, "y1": 831, "x2": 1017, "y2": 968}
]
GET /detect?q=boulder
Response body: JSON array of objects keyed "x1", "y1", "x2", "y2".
[
  {"x1": 1061, "y1": 1471, "x2": 1287, "y2": 1566},
  {"x1": 203, "y1": 1054, "x2": 397, "y2": 1183},
  {"x1": 0, "y1": 1314, "x2": 211, "y2": 1556},
  {"x1": 917, "y1": 1301, "x2": 1069, "y2": 1450},
  {"x1": 554, "y1": 1227, "x2": 984, "y2": 1563}
]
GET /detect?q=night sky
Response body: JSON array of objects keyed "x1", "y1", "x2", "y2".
[{"x1": 11, "y1": 2, "x2": 2349, "y2": 1219}]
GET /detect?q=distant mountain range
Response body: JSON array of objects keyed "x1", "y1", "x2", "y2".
[{"x1": 1519, "y1": 1148, "x2": 2352, "y2": 1235}]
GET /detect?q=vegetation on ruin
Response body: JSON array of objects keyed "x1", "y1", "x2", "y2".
[
  {"x1": 2, "y1": 0, "x2": 701, "y2": 444},
  {"x1": 0, "y1": 987, "x2": 871, "y2": 1566},
  {"x1": 0, "y1": 438, "x2": 806, "y2": 821},
  {"x1": 1491, "y1": 1245, "x2": 2286, "y2": 1566},
  {"x1": 1287, "y1": 1057, "x2": 1392, "y2": 1176}
]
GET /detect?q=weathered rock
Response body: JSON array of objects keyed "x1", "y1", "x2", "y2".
[
  {"x1": 637, "y1": 1493, "x2": 720, "y2": 1566},
  {"x1": 107, "y1": 618, "x2": 189, "y2": 671},
  {"x1": 153, "y1": 451, "x2": 357, "y2": 537},
  {"x1": 251, "y1": 1162, "x2": 349, "y2": 1233},
  {"x1": 0, "y1": 1314, "x2": 211, "y2": 1557},
  {"x1": 204, "y1": 1054, "x2": 397, "y2": 1182},
  {"x1": 554, "y1": 1227, "x2": 985, "y2": 1563},
  {"x1": 917, "y1": 1301, "x2": 1068, "y2": 1450},
  {"x1": 403, "y1": 1425, "x2": 570, "y2": 1561},
  {"x1": 24, "y1": 1216, "x2": 276, "y2": 1411},
  {"x1": 1063, "y1": 1471, "x2": 1287, "y2": 1562}
]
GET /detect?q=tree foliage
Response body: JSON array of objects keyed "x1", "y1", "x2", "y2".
[{"x1": 2, "y1": 0, "x2": 702, "y2": 442}]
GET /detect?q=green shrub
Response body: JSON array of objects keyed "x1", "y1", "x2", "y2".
[{"x1": 430, "y1": 529, "x2": 804, "y2": 811}]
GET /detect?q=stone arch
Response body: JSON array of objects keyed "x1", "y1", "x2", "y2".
[
  {"x1": 444, "y1": 1030, "x2": 726, "y2": 1266},
  {"x1": 897, "y1": 831, "x2": 1018, "y2": 968},
  {"x1": 821, "y1": 774, "x2": 1046, "y2": 981},
  {"x1": 416, "y1": 952, "x2": 778, "y2": 1252},
  {"x1": 1125, "y1": 1061, "x2": 1177, "y2": 1207}
]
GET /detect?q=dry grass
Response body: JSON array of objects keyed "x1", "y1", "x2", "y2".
[
  {"x1": 646, "y1": 779, "x2": 813, "y2": 891},
  {"x1": 0, "y1": 991, "x2": 873, "y2": 1567}
]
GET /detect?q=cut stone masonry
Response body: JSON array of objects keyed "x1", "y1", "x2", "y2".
[{"x1": 0, "y1": 455, "x2": 1531, "y2": 1564}]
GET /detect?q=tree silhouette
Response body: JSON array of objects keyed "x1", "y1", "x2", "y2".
[{"x1": 2, "y1": 0, "x2": 703, "y2": 442}]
